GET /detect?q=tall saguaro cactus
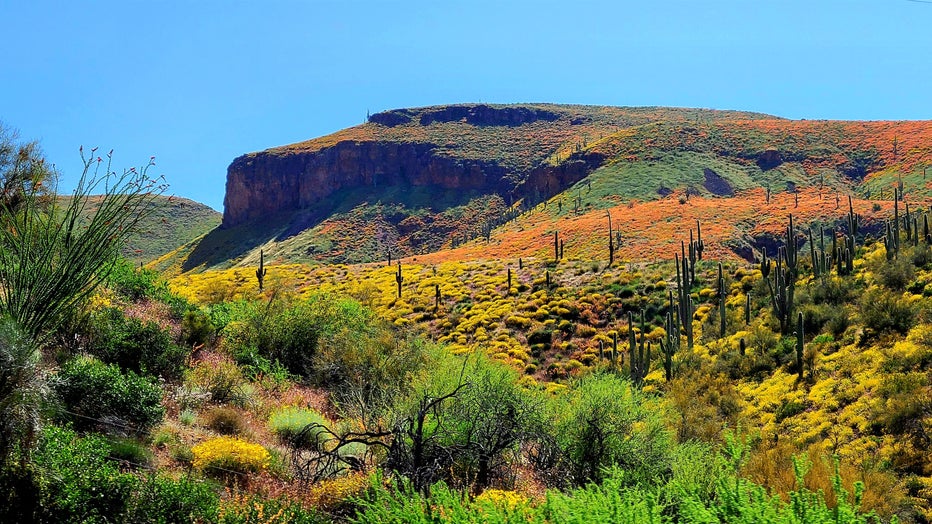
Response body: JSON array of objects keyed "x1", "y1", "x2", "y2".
[
  {"x1": 554, "y1": 231, "x2": 560, "y2": 262},
  {"x1": 718, "y1": 262, "x2": 727, "y2": 339},
  {"x1": 256, "y1": 249, "x2": 268, "y2": 292},
  {"x1": 607, "y1": 211, "x2": 615, "y2": 266},
  {"x1": 660, "y1": 289, "x2": 681, "y2": 381},
  {"x1": 395, "y1": 261, "x2": 403, "y2": 299},
  {"x1": 796, "y1": 312, "x2": 805, "y2": 379},
  {"x1": 765, "y1": 214, "x2": 798, "y2": 334}
]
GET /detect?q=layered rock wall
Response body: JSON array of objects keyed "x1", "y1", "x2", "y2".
[{"x1": 222, "y1": 141, "x2": 601, "y2": 228}]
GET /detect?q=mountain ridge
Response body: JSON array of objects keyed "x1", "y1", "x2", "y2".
[{"x1": 157, "y1": 104, "x2": 932, "y2": 274}]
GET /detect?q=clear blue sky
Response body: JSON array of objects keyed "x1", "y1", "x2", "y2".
[{"x1": 2, "y1": 0, "x2": 930, "y2": 211}]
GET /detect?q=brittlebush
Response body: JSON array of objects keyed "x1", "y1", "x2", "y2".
[{"x1": 191, "y1": 436, "x2": 270, "y2": 475}]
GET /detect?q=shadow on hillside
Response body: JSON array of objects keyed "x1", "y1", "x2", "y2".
[
  {"x1": 181, "y1": 212, "x2": 292, "y2": 271},
  {"x1": 182, "y1": 183, "x2": 488, "y2": 271}
]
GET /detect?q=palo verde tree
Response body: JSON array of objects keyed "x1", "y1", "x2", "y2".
[
  {"x1": 0, "y1": 122, "x2": 54, "y2": 214},
  {"x1": 0, "y1": 135, "x2": 165, "y2": 341}
]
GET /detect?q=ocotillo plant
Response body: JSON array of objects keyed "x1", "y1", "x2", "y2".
[
  {"x1": 745, "y1": 292, "x2": 751, "y2": 326},
  {"x1": 434, "y1": 284, "x2": 441, "y2": 311},
  {"x1": 506, "y1": 267, "x2": 512, "y2": 294},
  {"x1": 256, "y1": 249, "x2": 267, "y2": 292},
  {"x1": 395, "y1": 261, "x2": 403, "y2": 299}
]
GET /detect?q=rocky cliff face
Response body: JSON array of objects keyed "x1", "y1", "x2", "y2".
[
  {"x1": 224, "y1": 141, "x2": 517, "y2": 227},
  {"x1": 222, "y1": 142, "x2": 604, "y2": 228},
  {"x1": 222, "y1": 105, "x2": 610, "y2": 228},
  {"x1": 221, "y1": 104, "x2": 781, "y2": 230}
]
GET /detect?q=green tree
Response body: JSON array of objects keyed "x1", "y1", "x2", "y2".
[{"x1": 0, "y1": 122, "x2": 54, "y2": 213}]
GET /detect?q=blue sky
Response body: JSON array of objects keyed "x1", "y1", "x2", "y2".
[{"x1": 2, "y1": 0, "x2": 930, "y2": 211}]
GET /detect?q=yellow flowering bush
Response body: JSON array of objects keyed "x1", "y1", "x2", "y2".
[
  {"x1": 191, "y1": 436, "x2": 270, "y2": 475},
  {"x1": 305, "y1": 473, "x2": 371, "y2": 513},
  {"x1": 475, "y1": 488, "x2": 529, "y2": 511}
]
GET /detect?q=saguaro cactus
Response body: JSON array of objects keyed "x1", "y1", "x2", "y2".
[
  {"x1": 796, "y1": 312, "x2": 805, "y2": 379},
  {"x1": 607, "y1": 211, "x2": 615, "y2": 266},
  {"x1": 718, "y1": 262, "x2": 727, "y2": 339},
  {"x1": 256, "y1": 249, "x2": 267, "y2": 292},
  {"x1": 395, "y1": 261, "x2": 403, "y2": 299},
  {"x1": 554, "y1": 231, "x2": 560, "y2": 262},
  {"x1": 660, "y1": 289, "x2": 681, "y2": 381},
  {"x1": 765, "y1": 214, "x2": 798, "y2": 335}
]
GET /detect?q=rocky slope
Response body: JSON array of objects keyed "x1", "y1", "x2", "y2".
[
  {"x1": 221, "y1": 104, "x2": 771, "y2": 228},
  {"x1": 159, "y1": 104, "x2": 932, "y2": 272}
]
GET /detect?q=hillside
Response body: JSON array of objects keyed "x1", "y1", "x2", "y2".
[
  {"x1": 87, "y1": 194, "x2": 221, "y2": 263},
  {"x1": 158, "y1": 104, "x2": 932, "y2": 274},
  {"x1": 11, "y1": 106, "x2": 932, "y2": 523}
]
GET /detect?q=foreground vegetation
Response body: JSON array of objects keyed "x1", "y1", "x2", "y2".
[{"x1": 5, "y1": 124, "x2": 932, "y2": 523}]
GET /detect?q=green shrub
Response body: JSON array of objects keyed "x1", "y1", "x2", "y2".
[
  {"x1": 104, "y1": 436, "x2": 154, "y2": 468},
  {"x1": 34, "y1": 425, "x2": 139, "y2": 523},
  {"x1": 876, "y1": 256, "x2": 916, "y2": 292},
  {"x1": 809, "y1": 275, "x2": 855, "y2": 306},
  {"x1": 106, "y1": 259, "x2": 169, "y2": 302},
  {"x1": 184, "y1": 355, "x2": 248, "y2": 405},
  {"x1": 858, "y1": 287, "x2": 917, "y2": 339},
  {"x1": 220, "y1": 296, "x2": 340, "y2": 377},
  {"x1": 268, "y1": 406, "x2": 330, "y2": 448},
  {"x1": 0, "y1": 463, "x2": 41, "y2": 523},
  {"x1": 85, "y1": 307, "x2": 188, "y2": 380},
  {"x1": 180, "y1": 308, "x2": 215, "y2": 348},
  {"x1": 54, "y1": 355, "x2": 164, "y2": 434},
  {"x1": 552, "y1": 372, "x2": 673, "y2": 486},
  {"x1": 126, "y1": 474, "x2": 219, "y2": 524},
  {"x1": 203, "y1": 406, "x2": 247, "y2": 436}
]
